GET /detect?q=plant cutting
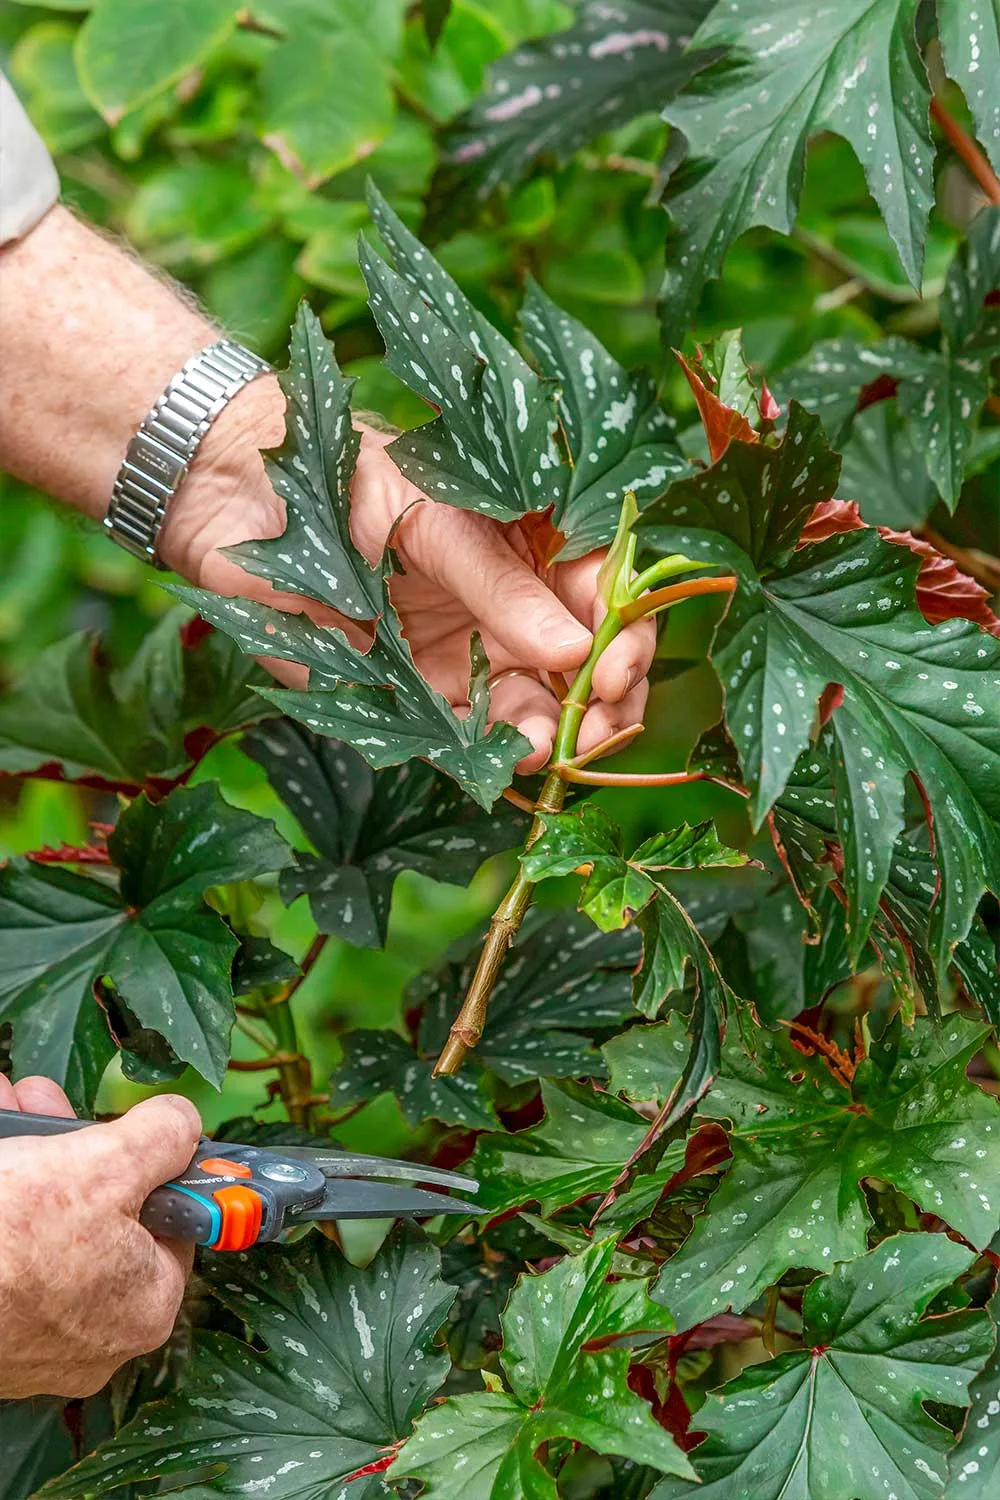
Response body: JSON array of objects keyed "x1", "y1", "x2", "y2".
[{"x1": 0, "y1": 4, "x2": 999, "y2": 1498}]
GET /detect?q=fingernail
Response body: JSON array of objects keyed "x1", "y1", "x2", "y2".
[{"x1": 555, "y1": 627, "x2": 591, "y2": 652}]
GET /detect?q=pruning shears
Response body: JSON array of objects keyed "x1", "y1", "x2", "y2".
[{"x1": 0, "y1": 1109, "x2": 480, "y2": 1252}]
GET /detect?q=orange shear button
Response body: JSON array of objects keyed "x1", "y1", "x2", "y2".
[
  {"x1": 199, "y1": 1157, "x2": 253, "y2": 1178},
  {"x1": 211, "y1": 1185, "x2": 263, "y2": 1251}
]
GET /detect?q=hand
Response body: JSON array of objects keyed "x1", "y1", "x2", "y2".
[
  {"x1": 162, "y1": 378, "x2": 656, "y2": 774},
  {"x1": 0, "y1": 1076, "x2": 202, "y2": 1399}
]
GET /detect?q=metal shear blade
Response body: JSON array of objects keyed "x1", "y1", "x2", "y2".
[
  {"x1": 292, "y1": 1178, "x2": 482, "y2": 1221},
  {"x1": 278, "y1": 1146, "x2": 478, "y2": 1195}
]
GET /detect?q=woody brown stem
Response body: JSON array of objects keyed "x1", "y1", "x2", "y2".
[
  {"x1": 433, "y1": 770, "x2": 567, "y2": 1075},
  {"x1": 931, "y1": 97, "x2": 1000, "y2": 205}
]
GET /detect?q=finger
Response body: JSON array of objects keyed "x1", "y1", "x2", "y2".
[
  {"x1": 404, "y1": 507, "x2": 592, "y2": 673},
  {"x1": 574, "y1": 679, "x2": 650, "y2": 758},
  {"x1": 11, "y1": 1076, "x2": 76, "y2": 1117},
  {"x1": 488, "y1": 675, "x2": 560, "y2": 773},
  {"x1": 0, "y1": 1075, "x2": 20, "y2": 1111},
  {"x1": 590, "y1": 617, "x2": 657, "y2": 704},
  {"x1": 555, "y1": 553, "x2": 657, "y2": 704},
  {"x1": 70, "y1": 1095, "x2": 202, "y2": 1207}
]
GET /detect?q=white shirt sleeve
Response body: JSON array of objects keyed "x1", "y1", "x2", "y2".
[{"x1": 0, "y1": 72, "x2": 60, "y2": 245}]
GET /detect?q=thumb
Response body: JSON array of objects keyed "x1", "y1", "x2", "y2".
[
  {"x1": 71, "y1": 1095, "x2": 203, "y2": 1207},
  {"x1": 403, "y1": 506, "x2": 593, "y2": 672}
]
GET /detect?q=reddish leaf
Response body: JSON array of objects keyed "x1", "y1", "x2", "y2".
[
  {"x1": 857, "y1": 372, "x2": 900, "y2": 411},
  {"x1": 676, "y1": 352, "x2": 757, "y2": 462}
]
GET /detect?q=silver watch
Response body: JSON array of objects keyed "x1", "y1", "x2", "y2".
[{"x1": 104, "y1": 339, "x2": 272, "y2": 567}]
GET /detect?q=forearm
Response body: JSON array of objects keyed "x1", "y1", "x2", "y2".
[{"x1": 0, "y1": 207, "x2": 215, "y2": 515}]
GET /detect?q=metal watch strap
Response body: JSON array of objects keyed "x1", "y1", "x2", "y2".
[{"x1": 104, "y1": 339, "x2": 272, "y2": 567}]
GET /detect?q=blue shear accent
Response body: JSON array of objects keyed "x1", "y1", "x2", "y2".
[{"x1": 172, "y1": 1184, "x2": 223, "y2": 1245}]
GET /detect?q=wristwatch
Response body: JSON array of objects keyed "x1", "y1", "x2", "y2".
[{"x1": 104, "y1": 339, "x2": 272, "y2": 567}]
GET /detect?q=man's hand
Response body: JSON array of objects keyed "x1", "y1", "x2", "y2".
[
  {"x1": 0, "y1": 1075, "x2": 202, "y2": 1399},
  {"x1": 0, "y1": 207, "x2": 655, "y2": 773},
  {"x1": 162, "y1": 378, "x2": 656, "y2": 774}
]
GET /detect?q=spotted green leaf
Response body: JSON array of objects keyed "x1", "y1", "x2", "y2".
[
  {"x1": 391, "y1": 1237, "x2": 695, "y2": 1498},
  {"x1": 224, "y1": 305, "x2": 380, "y2": 621},
  {"x1": 653, "y1": 1017, "x2": 1000, "y2": 1333},
  {"x1": 601, "y1": 1013, "x2": 692, "y2": 1105},
  {"x1": 944, "y1": 1297, "x2": 1000, "y2": 1498},
  {"x1": 329, "y1": 1026, "x2": 498, "y2": 1130},
  {"x1": 171, "y1": 309, "x2": 529, "y2": 809},
  {"x1": 42, "y1": 1229, "x2": 454, "y2": 1499},
  {"x1": 244, "y1": 719, "x2": 527, "y2": 948},
  {"x1": 471, "y1": 1078, "x2": 650, "y2": 1218},
  {"x1": 660, "y1": 0, "x2": 935, "y2": 340},
  {"x1": 652, "y1": 1233, "x2": 994, "y2": 1500},
  {"x1": 643, "y1": 475, "x2": 1000, "y2": 973},
  {"x1": 360, "y1": 184, "x2": 686, "y2": 556},
  {"x1": 837, "y1": 400, "x2": 938, "y2": 528},
  {"x1": 0, "y1": 783, "x2": 291, "y2": 1107},
  {"x1": 940, "y1": 9, "x2": 1000, "y2": 176},
  {"x1": 776, "y1": 212, "x2": 1000, "y2": 505},
  {"x1": 519, "y1": 278, "x2": 693, "y2": 558},
  {"x1": 522, "y1": 806, "x2": 742, "y2": 1122},
  {"x1": 429, "y1": 0, "x2": 716, "y2": 224}
]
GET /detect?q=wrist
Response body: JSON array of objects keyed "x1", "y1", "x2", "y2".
[{"x1": 156, "y1": 372, "x2": 287, "y2": 581}]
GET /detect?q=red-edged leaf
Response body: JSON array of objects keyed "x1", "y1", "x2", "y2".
[
  {"x1": 677, "y1": 352, "x2": 757, "y2": 462},
  {"x1": 801, "y1": 500, "x2": 1000, "y2": 636}
]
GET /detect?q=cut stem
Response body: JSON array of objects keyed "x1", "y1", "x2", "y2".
[
  {"x1": 619, "y1": 574, "x2": 736, "y2": 626},
  {"x1": 931, "y1": 96, "x2": 1000, "y2": 205}
]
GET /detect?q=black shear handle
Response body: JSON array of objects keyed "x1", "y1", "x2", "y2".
[{"x1": 0, "y1": 1108, "x2": 221, "y2": 1245}]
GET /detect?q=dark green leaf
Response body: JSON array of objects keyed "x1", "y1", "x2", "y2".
[
  {"x1": 940, "y1": 20, "x2": 1000, "y2": 176},
  {"x1": 837, "y1": 401, "x2": 938, "y2": 529},
  {"x1": 0, "y1": 784, "x2": 291, "y2": 1106},
  {"x1": 224, "y1": 306, "x2": 379, "y2": 621},
  {"x1": 660, "y1": 0, "x2": 934, "y2": 340},
  {"x1": 43, "y1": 1229, "x2": 455, "y2": 1499},
  {"x1": 0, "y1": 1399, "x2": 75, "y2": 1500},
  {"x1": 644, "y1": 471, "x2": 1000, "y2": 972},
  {"x1": 440, "y1": 1219, "x2": 550, "y2": 1371},
  {"x1": 231, "y1": 935, "x2": 300, "y2": 996},
  {"x1": 330, "y1": 1027, "x2": 499, "y2": 1129},
  {"x1": 362, "y1": 184, "x2": 687, "y2": 557},
  {"x1": 391, "y1": 1238, "x2": 694, "y2": 1497},
  {"x1": 945, "y1": 1297, "x2": 1000, "y2": 1498},
  {"x1": 522, "y1": 806, "x2": 740, "y2": 1121},
  {"x1": 653, "y1": 1233, "x2": 994, "y2": 1500},
  {"x1": 602, "y1": 1014, "x2": 692, "y2": 1105},
  {"x1": 329, "y1": 909, "x2": 639, "y2": 1125},
  {"x1": 416, "y1": 908, "x2": 640, "y2": 1085},
  {"x1": 641, "y1": 400, "x2": 842, "y2": 571},
  {"x1": 245, "y1": 718, "x2": 526, "y2": 948},
  {"x1": 0, "y1": 610, "x2": 269, "y2": 788},
  {"x1": 471, "y1": 1078, "x2": 650, "y2": 1218},
  {"x1": 519, "y1": 278, "x2": 692, "y2": 559},
  {"x1": 172, "y1": 307, "x2": 530, "y2": 809},
  {"x1": 653, "y1": 1017, "x2": 1000, "y2": 1332},
  {"x1": 431, "y1": 0, "x2": 716, "y2": 221}
]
